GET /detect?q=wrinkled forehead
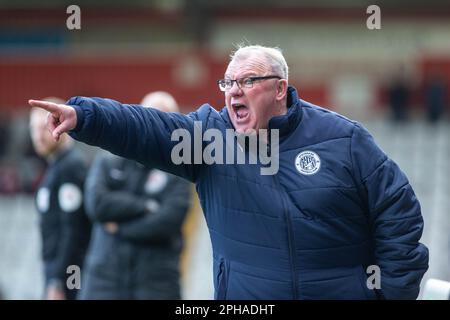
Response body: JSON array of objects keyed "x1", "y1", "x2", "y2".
[{"x1": 225, "y1": 53, "x2": 272, "y2": 78}]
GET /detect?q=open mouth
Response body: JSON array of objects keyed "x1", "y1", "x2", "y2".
[{"x1": 232, "y1": 103, "x2": 250, "y2": 122}]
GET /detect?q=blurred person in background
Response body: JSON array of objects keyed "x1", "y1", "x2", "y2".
[
  {"x1": 0, "y1": 112, "x2": 9, "y2": 158},
  {"x1": 29, "y1": 97, "x2": 91, "y2": 300},
  {"x1": 388, "y1": 67, "x2": 411, "y2": 122},
  {"x1": 29, "y1": 45, "x2": 428, "y2": 300},
  {"x1": 79, "y1": 92, "x2": 191, "y2": 300},
  {"x1": 425, "y1": 73, "x2": 447, "y2": 123}
]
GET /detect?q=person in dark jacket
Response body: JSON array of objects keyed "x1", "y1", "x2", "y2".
[
  {"x1": 29, "y1": 98, "x2": 91, "y2": 300},
  {"x1": 29, "y1": 45, "x2": 429, "y2": 300},
  {"x1": 388, "y1": 72, "x2": 411, "y2": 122},
  {"x1": 79, "y1": 92, "x2": 191, "y2": 300},
  {"x1": 425, "y1": 74, "x2": 447, "y2": 123}
]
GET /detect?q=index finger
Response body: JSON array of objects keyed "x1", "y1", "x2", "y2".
[{"x1": 28, "y1": 99, "x2": 61, "y2": 113}]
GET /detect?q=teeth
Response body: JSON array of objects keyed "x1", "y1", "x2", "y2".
[{"x1": 231, "y1": 103, "x2": 248, "y2": 119}]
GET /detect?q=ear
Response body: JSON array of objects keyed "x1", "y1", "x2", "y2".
[{"x1": 275, "y1": 79, "x2": 288, "y2": 101}]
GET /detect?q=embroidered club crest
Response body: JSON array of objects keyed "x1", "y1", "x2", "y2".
[{"x1": 295, "y1": 151, "x2": 321, "y2": 175}]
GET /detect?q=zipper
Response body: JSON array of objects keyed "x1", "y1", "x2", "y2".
[
  {"x1": 266, "y1": 133, "x2": 298, "y2": 300},
  {"x1": 273, "y1": 173, "x2": 298, "y2": 300}
]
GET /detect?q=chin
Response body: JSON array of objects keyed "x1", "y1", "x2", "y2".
[
  {"x1": 232, "y1": 119, "x2": 254, "y2": 132},
  {"x1": 233, "y1": 124, "x2": 249, "y2": 133}
]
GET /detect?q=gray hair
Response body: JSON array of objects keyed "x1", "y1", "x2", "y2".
[{"x1": 230, "y1": 45, "x2": 289, "y2": 80}]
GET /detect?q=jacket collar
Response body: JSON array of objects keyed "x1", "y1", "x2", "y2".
[{"x1": 268, "y1": 85, "x2": 303, "y2": 137}]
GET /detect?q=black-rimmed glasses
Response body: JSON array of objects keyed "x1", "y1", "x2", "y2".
[{"x1": 217, "y1": 75, "x2": 281, "y2": 92}]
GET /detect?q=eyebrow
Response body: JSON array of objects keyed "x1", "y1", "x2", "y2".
[{"x1": 224, "y1": 72, "x2": 258, "y2": 79}]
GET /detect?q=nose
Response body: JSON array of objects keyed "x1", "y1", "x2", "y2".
[{"x1": 228, "y1": 81, "x2": 243, "y2": 96}]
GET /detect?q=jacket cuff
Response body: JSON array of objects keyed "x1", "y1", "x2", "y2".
[
  {"x1": 65, "y1": 96, "x2": 85, "y2": 133},
  {"x1": 71, "y1": 104, "x2": 85, "y2": 133}
]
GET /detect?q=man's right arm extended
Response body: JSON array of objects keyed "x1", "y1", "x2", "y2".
[{"x1": 29, "y1": 96, "x2": 211, "y2": 182}]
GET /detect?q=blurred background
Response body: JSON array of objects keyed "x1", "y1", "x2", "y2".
[{"x1": 0, "y1": 0, "x2": 449, "y2": 299}]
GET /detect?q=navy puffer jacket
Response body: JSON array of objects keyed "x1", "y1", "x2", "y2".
[{"x1": 69, "y1": 86, "x2": 428, "y2": 300}]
